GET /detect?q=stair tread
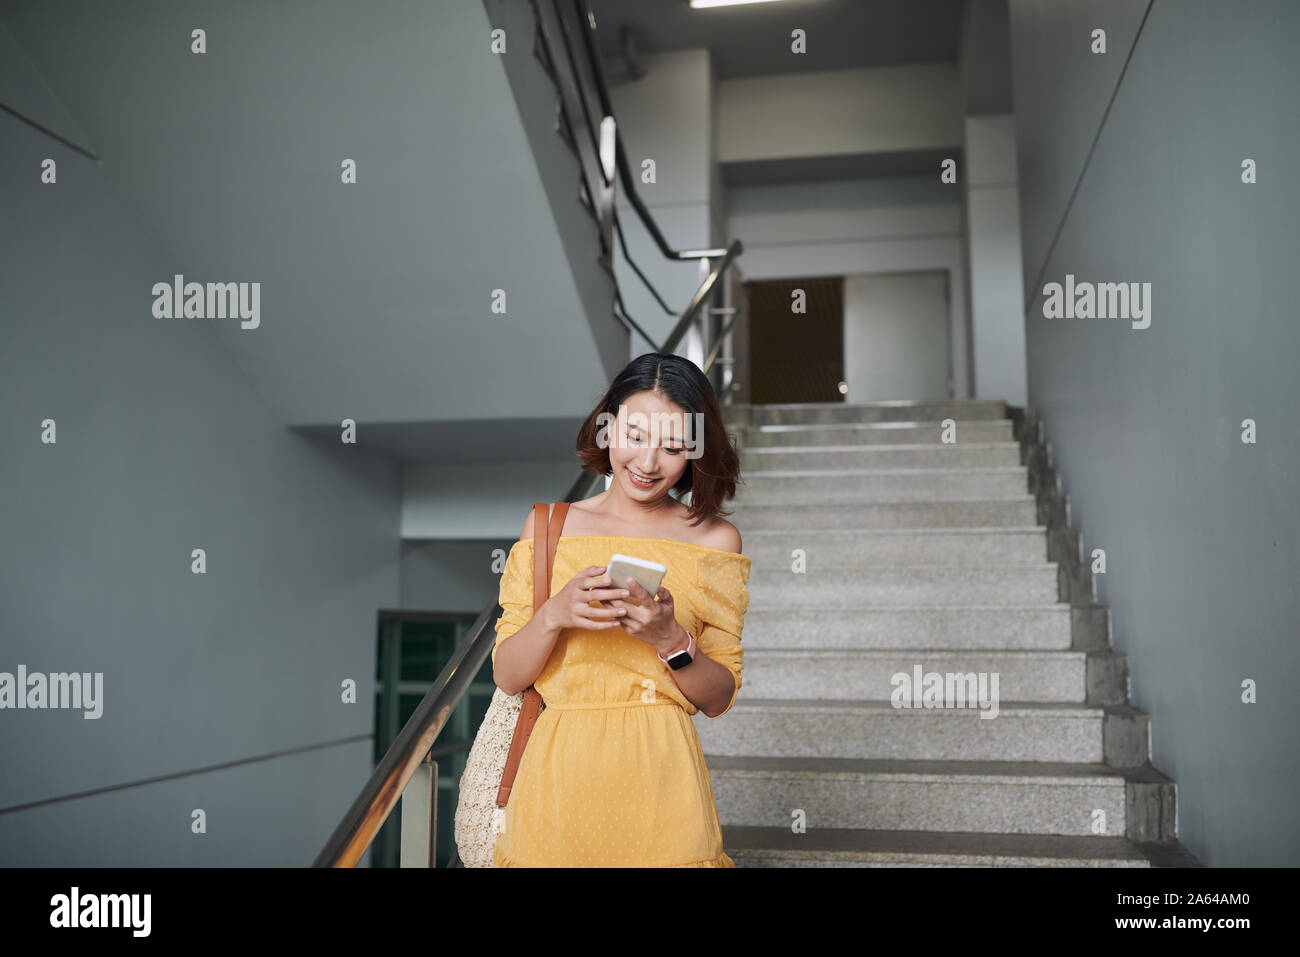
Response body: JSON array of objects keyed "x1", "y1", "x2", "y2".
[
  {"x1": 749, "y1": 562, "x2": 1058, "y2": 570},
  {"x1": 747, "y1": 602, "x2": 1071, "y2": 610},
  {"x1": 720, "y1": 825, "x2": 1195, "y2": 865},
  {"x1": 743, "y1": 444, "x2": 1024, "y2": 455},
  {"x1": 750, "y1": 399, "x2": 1008, "y2": 411},
  {"x1": 743, "y1": 647, "x2": 1108, "y2": 657},
  {"x1": 743, "y1": 442, "x2": 1020, "y2": 452},
  {"x1": 734, "y1": 495, "x2": 1035, "y2": 504},
  {"x1": 742, "y1": 466, "x2": 1027, "y2": 477},
  {"x1": 742, "y1": 526, "x2": 1046, "y2": 535},
  {"x1": 719, "y1": 698, "x2": 1144, "y2": 717},
  {"x1": 758, "y1": 421, "x2": 1010, "y2": 431},
  {"x1": 704, "y1": 755, "x2": 1173, "y2": 783}
]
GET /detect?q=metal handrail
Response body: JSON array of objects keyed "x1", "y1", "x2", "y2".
[
  {"x1": 703, "y1": 307, "x2": 743, "y2": 375},
  {"x1": 660, "y1": 239, "x2": 743, "y2": 358},
  {"x1": 544, "y1": 0, "x2": 733, "y2": 297},
  {"x1": 565, "y1": 0, "x2": 727, "y2": 262},
  {"x1": 556, "y1": 0, "x2": 743, "y2": 392},
  {"x1": 312, "y1": 469, "x2": 604, "y2": 868},
  {"x1": 313, "y1": 0, "x2": 746, "y2": 868}
]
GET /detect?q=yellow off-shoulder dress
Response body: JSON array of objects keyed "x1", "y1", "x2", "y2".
[{"x1": 489, "y1": 533, "x2": 752, "y2": 868}]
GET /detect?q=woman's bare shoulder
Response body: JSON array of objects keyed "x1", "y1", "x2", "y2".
[
  {"x1": 521, "y1": 497, "x2": 606, "y2": 541},
  {"x1": 698, "y1": 517, "x2": 742, "y2": 554},
  {"x1": 532, "y1": 494, "x2": 740, "y2": 552},
  {"x1": 675, "y1": 504, "x2": 741, "y2": 553}
]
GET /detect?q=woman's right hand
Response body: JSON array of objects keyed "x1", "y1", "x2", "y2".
[{"x1": 542, "y1": 565, "x2": 632, "y2": 632}]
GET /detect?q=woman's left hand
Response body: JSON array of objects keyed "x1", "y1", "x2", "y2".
[{"x1": 607, "y1": 578, "x2": 688, "y2": 656}]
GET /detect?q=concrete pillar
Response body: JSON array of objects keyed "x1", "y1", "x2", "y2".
[{"x1": 962, "y1": 114, "x2": 1028, "y2": 406}]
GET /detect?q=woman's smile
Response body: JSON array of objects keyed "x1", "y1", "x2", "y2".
[{"x1": 627, "y1": 467, "x2": 659, "y2": 489}]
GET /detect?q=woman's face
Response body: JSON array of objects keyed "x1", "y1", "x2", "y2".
[{"x1": 608, "y1": 390, "x2": 692, "y2": 502}]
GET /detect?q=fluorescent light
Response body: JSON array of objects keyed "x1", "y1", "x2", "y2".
[{"x1": 689, "y1": 0, "x2": 787, "y2": 8}]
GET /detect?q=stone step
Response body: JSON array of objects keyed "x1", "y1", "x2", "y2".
[
  {"x1": 720, "y1": 825, "x2": 1202, "y2": 867},
  {"x1": 734, "y1": 467, "x2": 1029, "y2": 503},
  {"x1": 741, "y1": 442, "x2": 1023, "y2": 471},
  {"x1": 706, "y1": 756, "x2": 1174, "y2": 840},
  {"x1": 742, "y1": 528, "x2": 1049, "y2": 565},
  {"x1": 745, "y1": 399, "x2": 1008, "y2": 426},
  {"x1": 740, "y1": 649, "x2": 1128, "y2": 704},
  {"x1": 746, "y1": 564, "x2": 1062, "y2": 605},
  {"x1": 743, "y1": 419, "x2": 1014, "y2": 447},
  {"x1": 740, "y1": 605, "x2": 1074, "y2": 650},
  {"x1": 692, "y1": 700, "x2": 1150, "y2": 766},
  {"x1": 697, "y1": 402, "x2": 1202, "y2": 867},
  {"x1": 732, "y1": 498, "x2": 1038, "y2": 529}
]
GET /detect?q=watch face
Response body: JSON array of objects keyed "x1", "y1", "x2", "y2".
[{"x1": 667, "y1": 650, "x2": 691, "y2": 670}]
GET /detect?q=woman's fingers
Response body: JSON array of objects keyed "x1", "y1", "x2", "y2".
[
  {"x1": 583, "y1": 573, "x2": 632, "y2": 603},
  {"x1": 572, "y1": 611, "x2": 624, "y2": 629},
  {"x1": 552, "y1": 568, "x2": 639, "y2": 629},
  {"x1": 588, "y1": 583, "x2": 630, "y2": 601},
  {"x1": 576, "y1": 601, "x2": 625, "y2": 620}
]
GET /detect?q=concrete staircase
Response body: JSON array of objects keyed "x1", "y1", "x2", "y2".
[{"x1": 693, "y1": 398, "x2": 1201, "y2": 867}]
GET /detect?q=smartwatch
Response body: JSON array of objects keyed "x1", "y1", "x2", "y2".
[{"x1": 658, "y1": 632, "x2": 697, "y2": 671}]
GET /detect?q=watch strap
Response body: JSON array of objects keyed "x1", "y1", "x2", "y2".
[{"x1": 658, "y1": 631, "x2": 696, "y2": 665}]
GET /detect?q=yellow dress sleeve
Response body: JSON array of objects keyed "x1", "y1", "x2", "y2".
[
  {"x1": 491, "y1": 538, "x2": 536, "y2": 667},
  {"x1": 692, "y1": 550, "x2": 752, "y2": 718}
]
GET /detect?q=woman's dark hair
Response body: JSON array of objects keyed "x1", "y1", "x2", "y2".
[{"x1": 574, "y1": 353, "x2": 742, "y2": 528}]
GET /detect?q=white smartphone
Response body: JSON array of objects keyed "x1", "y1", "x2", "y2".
[{"x1": 604, "y1": 554, "x2": 667, "y2": 606}]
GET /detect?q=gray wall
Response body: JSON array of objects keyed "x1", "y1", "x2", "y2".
[
  {"x1": 1010, "y1": 0, "x2": 1300, "y2": 865},
  {"x1": 402, "y1": 539, "x2": 516, "y2": 614},
  {"x1": 0, "y1": 52, "x2": 401, "y2": 865},
  {"x1": 484, "y1": 0, "x2": 624, "y2": 382},
  {"x1": 726, "y1": 175, "x2": 973, "y2": 399},
  {"x1": 0, "y1": 0, "x2": 620, "y2": 429}
]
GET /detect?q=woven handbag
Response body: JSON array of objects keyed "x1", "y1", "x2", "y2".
[{"x1": 453, "y1": 501, "x2": 569, "y2": 867}]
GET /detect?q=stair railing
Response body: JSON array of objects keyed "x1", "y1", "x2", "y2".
[
  {"x1": 536, "y1": 0, "x2": 744, "y2": 402},
  {"x1": 312, "y1": 0, "x2": 745, "y2": 868}
]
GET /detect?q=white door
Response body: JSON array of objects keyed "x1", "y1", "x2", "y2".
[{"x1": 843, "y1": 271, "x2": 951, "y2": 402}]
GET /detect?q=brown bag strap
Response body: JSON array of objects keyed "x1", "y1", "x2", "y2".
[{"x1": 496, "y1": 501, "x2": 569, "y2": 807}]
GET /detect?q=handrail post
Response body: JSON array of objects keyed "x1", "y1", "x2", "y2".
[
  {"x1": 659, "y1": 239, "x2": 742, "y2": 358},
  {"x1": 682, "y1": 256, "x2": 709, "y2": 369},
  {"x1": 707, "y1": 262, "x2": 742, "y2": 404},
  {"x1": 399, "y1": 752, "x2": 438, "y2": 868},
  {"x1": 598, "y1": 115, "x2": 617, "y2": 267}
]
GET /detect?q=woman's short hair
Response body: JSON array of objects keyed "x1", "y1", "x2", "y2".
[{"x1": 574, "y1": 353, "x2": 743, "y2": 528}]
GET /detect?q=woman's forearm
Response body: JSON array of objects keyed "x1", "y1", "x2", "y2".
[
  {"x1": 495, "y1": 609, "x2": 735, "y2": 716},
  {"x1": 492, "y1": 602, "x2": 564, "y2": 695},
  {"x1": 659, "y1": 623, "x2": 736, "y2": 718}
]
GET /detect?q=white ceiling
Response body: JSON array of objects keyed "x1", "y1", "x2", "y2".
[{"x1": 590, "y1": 0, "x2": 964, "y2": 79}]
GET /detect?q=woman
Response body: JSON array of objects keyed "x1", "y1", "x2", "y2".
[{"x1": 490, "y1": 353, "x2": 751, "y2": 867}]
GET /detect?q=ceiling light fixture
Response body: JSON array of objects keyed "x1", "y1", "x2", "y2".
[{"x1": 688, "y1": 0, "x2": 787, "y2": 9}]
